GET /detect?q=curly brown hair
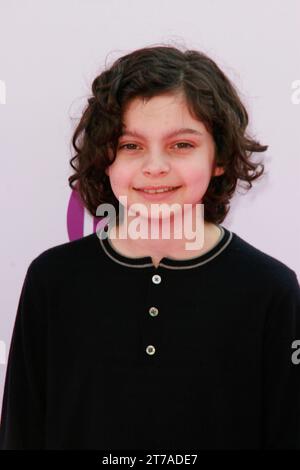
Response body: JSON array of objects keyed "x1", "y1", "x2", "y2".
[{"x1": 68, "y1": 44, "x2": 268, "y2": 225}]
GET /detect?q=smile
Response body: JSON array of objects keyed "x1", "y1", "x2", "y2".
[
  {"x1": 133, "y1": 186, "x2": 181, "y2": 200},
  {"x1": 138, "y1": 186, "x2": 179, "y2": 194}
]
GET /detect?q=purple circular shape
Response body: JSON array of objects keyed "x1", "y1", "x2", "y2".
[{"x1": 67, "y1": 189, "x2": 107, "y2": 241}]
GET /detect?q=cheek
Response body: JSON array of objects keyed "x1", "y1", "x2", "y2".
[
  {"x1": 184, "y1": 165, "x2": 212, "y2": 187},
  {"x1": 182, "y1": 165, "x2": 213, "y2": 203},
  {"x1": 108, "y1": 164, "x2": 133, "y2": 197}
]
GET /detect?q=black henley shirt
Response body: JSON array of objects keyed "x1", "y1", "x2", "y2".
[{"x1": 0, "y1": 224, "x2": 299, "y2": 449}]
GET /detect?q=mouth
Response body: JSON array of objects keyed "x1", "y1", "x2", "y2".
[
  {"x1": 133, "y1": 185, "x2": 182, "y2": 200},
  {"x1": 133, "y1": 186, "x2": 181, "y2": 194}
]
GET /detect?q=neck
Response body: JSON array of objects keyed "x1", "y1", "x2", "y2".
[{"x1": 108, "y1": 208, "x2": 221, "y2": 262}]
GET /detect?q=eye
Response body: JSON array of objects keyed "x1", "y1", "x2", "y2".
[
  {"x1": 118, "y1": 142, "x2": 194, "y2": 151},
  {"x1": 118, "y1": 143, "x2": 139, "y2": 150},
  {"x1": 173, "y1": 142, "x2": 194, "y2": 149}
]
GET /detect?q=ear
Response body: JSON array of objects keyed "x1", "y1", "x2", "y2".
[
  {"x1": 213, "y1": 166, "x2": 225, "y2": 177},
  {"x1": 105, "y1": 167, "x2": 110, "y2": 177}
]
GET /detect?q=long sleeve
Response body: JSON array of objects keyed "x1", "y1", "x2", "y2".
[
  {"x1": 0, "y1": 259, "x2": 47, "y2": 449},
  {"x1": 262, "y1": 270, "x2": 300, "y2": 449}
]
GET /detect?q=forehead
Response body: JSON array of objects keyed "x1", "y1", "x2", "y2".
[
  {"x1": 121, "y1": 93, "x2": 206, "y2": 135},
  {"x1": 123, "y1": 93, "x2": 191, "y2": 117}
]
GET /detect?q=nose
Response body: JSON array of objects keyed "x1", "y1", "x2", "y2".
[{"x1": 142, "y1": 152, "x2": 170, "y2": 177}]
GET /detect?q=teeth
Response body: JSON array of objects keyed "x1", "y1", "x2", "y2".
[{"x1": 141, "y1": 187, "x2": 177, "y2": 194}]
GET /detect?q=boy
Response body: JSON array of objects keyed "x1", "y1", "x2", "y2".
[{"x1": 0, "y1": 45, "x2": 299, "y2": 449}]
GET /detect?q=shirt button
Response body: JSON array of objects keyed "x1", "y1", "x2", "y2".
[
  {"x1": 149, "y1": 307, "x2": 159, "y2": 317},
  {"x1": 146, "y1": 345, "x2": 156, "y2": 355},
  {"x1": 152, "y1": 274, "x2": 161, "y2": 284}
]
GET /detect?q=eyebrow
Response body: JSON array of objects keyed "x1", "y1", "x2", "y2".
[{"x1": 119, "y1": 127, "x2": 203, "y2": 140}]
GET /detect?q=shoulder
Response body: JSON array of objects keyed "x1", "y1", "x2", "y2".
[
  {"x1": 227, "y1": 230, "x2": 299, "y2": 296},
  {"x1": 27, "y1": 232, "x2": 99, "y2": 279}
]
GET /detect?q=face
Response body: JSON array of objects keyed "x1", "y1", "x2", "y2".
[{"x1": 105, "y1": 92, "x2": 224, "y2": 224}]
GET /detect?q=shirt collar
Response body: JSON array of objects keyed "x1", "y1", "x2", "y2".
[{"x1": 96, "y1": 222, "x2": 233, "y2": 270}]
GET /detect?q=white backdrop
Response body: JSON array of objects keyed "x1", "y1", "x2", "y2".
[{"x1": 1, "y1": 0, "x2": 300, "y2": 415}]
